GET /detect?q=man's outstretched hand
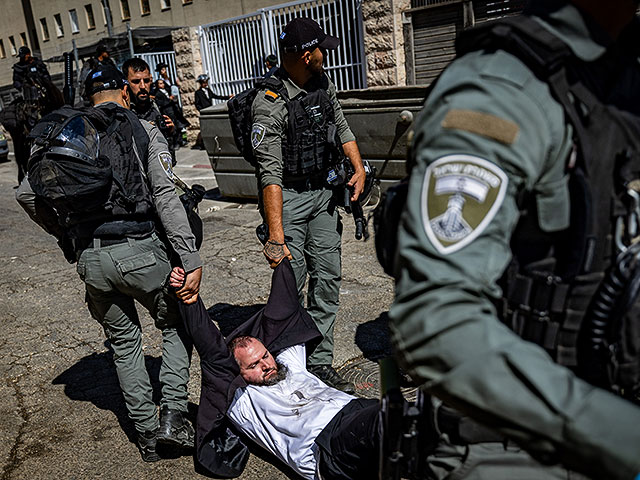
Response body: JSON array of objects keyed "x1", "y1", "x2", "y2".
[{"x1": 170, "y1": 266, "x2": 202, "y2": 304}]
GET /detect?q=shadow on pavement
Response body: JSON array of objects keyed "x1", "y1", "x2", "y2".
[{"x1": 52, "y1": 342, "x2": 198, "y2": 453}]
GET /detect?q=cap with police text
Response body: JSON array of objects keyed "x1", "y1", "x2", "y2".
[
  {"x1": 278, "y1": 18, "x2": 340, "y2": 53},
  {"x1": 84, "y1": 66, "x2": 127, "y2": 97}
]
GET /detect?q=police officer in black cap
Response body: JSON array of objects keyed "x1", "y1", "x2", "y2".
[
  {"x1": 250, "y1": 17, "x2": 366, "y2": 393},
  {"x1": 16, "y1": 65, "x2": 203, "y2": 463},
  {"x1": 12, "y1": 46, "x2": 52, "y2": 103}
]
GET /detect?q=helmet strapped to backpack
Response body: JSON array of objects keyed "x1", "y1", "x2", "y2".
[{"x1": 27, "y1": 106, "x2": 109, "y2": 214}]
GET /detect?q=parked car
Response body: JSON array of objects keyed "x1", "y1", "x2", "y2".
[{"x1": 0, "y1": 131, "x2": 8, "y2": 162}]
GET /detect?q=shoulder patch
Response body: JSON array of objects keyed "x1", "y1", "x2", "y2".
[
  {"x1": 251, "y1": 123, "x2": 266, "y2": 149},
  {"x1": 157, "y1": 151, "x2": 175, "y2": 181},
  {"x1": 421, "y1": 154, "x2": 508, "y2": 254},
  {"x1": 264, "y1": 90, "x2": 279, "y2": 102}
]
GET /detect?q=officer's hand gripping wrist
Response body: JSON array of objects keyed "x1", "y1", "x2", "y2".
[{"x1": 263, "y1": 240, "x2": 292, "y2": 268}]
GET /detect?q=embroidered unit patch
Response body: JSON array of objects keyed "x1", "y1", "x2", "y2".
[
  {"x1": 251, "y1": 123, "x2": 266, "y2": 149},
  {"x1": 421, "y1": 154, "x2": 508, "y2": 254},
  {"x1": 158, "y1": 151, "x2": 174, "y2": 180}
]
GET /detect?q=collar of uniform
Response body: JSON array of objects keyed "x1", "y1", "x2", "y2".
[
  {"x1": 280, "y1": 74, "x2": 307, "y2": 100},
  {"x1": 527, "y1": 0, "x2": 613, "y2": 62}
]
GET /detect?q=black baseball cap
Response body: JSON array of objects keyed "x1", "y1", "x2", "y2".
[
  {"x1": 84, "y1": 65, "x2": 128, "y2": 96},
  {"x1": 278, "y1": 17, "x2": 340, "y2": 53}
]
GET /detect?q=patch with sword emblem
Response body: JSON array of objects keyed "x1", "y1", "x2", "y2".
[{"x1": 421, "y1": 154, "x2": 508, "y2": 254}]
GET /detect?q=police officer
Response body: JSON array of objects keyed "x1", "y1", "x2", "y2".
[
  {"x1": 389, "y1": 0, "x2": 640, "y2": 478},
  {"x1": 122, "y1": 57, "x2": 177, "y2": 163},
  {"x1": 79, "y1": 41, "x2": 117, "y2": 101},
  {"x1": 16, "y1": 66, "x2": 202, "y2": 463},
  {"x1": 12, "y1": 46, "x2": 52, "y2": 103},
  {"x1": 251, "y1": 17, "x2": 365, "y2": 393}
]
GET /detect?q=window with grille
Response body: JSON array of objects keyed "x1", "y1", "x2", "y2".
[
  {"x1": 85, "y1": 4, "x2": 96, "y2": 29},
  {"x1": 40, "y1": 18, "x2": 50, "y2": 41},
  {"x1": 120, "y1": 0, "x2": 131, "y2": 20},
  {"x1": 54, "y1": 14, "x2": 64, "y2": 37},
  {"x1": 69, "y1": 9, "x2": 80, "y2": 33}
]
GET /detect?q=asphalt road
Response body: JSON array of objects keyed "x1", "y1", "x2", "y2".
[{"x1": 0, "y1": 146, "x2": 395, "y2": 480}]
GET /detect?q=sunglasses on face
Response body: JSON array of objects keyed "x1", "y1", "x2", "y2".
[{"x1": 129, "y1": 78, "x2": 152, "y2": 85}]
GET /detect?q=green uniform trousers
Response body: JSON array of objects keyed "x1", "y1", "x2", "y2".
[
  {"x1": 282, "y1": 186, "x2": 342, "y2": 366},
  {"x1": 76, "y1": 234, "x2": 191, "y2": 433}
]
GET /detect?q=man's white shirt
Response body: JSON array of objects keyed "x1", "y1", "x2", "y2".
[{"x1": 228, "y1": 344, "x2": 354, "y2": 480}]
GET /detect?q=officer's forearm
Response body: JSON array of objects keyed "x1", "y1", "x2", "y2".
[
  {"x1": 263, "y1": 184, "x2": 285, "y2": 243},
  {"x1": 342, "y1": 140, "x2": 364, "y2": 172}
]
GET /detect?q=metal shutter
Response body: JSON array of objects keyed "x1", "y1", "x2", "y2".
[
  {"x1": 412, "y1": 2, "x2": 463, "y2": 85},
  {"x1": 409, "y1": 0, "x2": 524, "y2": 85}
]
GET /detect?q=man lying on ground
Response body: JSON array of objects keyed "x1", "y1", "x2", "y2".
[{"x1": 169, "y1": 259, "x2": 379, "y2": 480}]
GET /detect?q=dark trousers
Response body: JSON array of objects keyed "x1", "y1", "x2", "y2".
[{"x1": 315, "y1": 398, "x2": 381, "y2": 480}]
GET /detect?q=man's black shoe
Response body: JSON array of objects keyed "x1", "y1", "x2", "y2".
[
  {"x1": 308, "y1": 365, "x2": 356, "y2": 394},
  {"x1": 137, "y1": 429, "x2": 161, "y2": 462},
  {"x1": 156, "y1": 406, "x2": 195, "y2": 449}
]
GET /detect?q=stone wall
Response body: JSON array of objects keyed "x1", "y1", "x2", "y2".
[
  {"x1": 171, "y1": 27, "x2": 204, "y2": 143},
  {"x1": 362, "y1": 0, "x2": 410, "y2": 87}
]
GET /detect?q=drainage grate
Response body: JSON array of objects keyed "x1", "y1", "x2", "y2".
[{"x1": 337, "y1": 356, "x2": 418, "y2": 402}]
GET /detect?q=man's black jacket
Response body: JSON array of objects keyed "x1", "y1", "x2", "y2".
[
  {"x1": 194, "y1": 87, "x2": 228, "y2": 111},
  {"x1": 178, "y1": 259, "x2": 321, "y2": 478}
]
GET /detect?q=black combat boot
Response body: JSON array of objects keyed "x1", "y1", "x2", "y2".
[
  {"x1": 137, "y1": 429, "x2": 161, "y2": 462},
  {"x1": 308, "y1": 365, "x2": 356, "y2": 394},
  {"x1": 156, "y1": 406, "x2": 195, "y2": 449}
]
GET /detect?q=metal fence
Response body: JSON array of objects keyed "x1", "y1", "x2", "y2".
[
  {"x1": 198, "y1": 0, "x2": 366, "y2": 103},
  {"x1": 135, "y1": 51, "x2": 182, "y2": 106}
]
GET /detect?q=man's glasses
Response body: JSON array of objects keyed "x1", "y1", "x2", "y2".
[{"x1": 129, "y1": 78, "x2": 152, "y2": 85}]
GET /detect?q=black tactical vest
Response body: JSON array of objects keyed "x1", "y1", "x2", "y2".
[
  {"x1": 70, "y1": 103, "x2": 154, "y2": 240},
  {"x1": 456, "y1": 16, "x2": 640, "y2": 397},
  {"x1": 281, "y1": 74, "x2": 341, "y2": 178}
]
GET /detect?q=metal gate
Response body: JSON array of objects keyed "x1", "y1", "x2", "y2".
[
  {"x1": 135, "y1": 51, "x2": 181, "y2": 105},
  {"x1": 408, "y1": 0, "x2": 524, "y2": 85},
  {"x1": 198, "y1": 0, "x2": 366, "y2": 103}
]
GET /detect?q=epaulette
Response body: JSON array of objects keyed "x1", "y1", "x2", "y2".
[{"x1": 264, "y1": 90, "x2": 279, "y2": 102}]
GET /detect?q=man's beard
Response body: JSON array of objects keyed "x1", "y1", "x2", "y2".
[
  {"x1": 131, "y1": 90, "x2": 151, "y2": 110},
  {"x1": 253, "y1": 362, "x2": 288, "y2": 386}
]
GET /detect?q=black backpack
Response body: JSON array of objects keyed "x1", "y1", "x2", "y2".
[
  {"x1": 27, "y1": 104, "x2": 150, "y2": 219},
  {"x1": 227, "y1": 76, "x2": 287, "y2": 167}
]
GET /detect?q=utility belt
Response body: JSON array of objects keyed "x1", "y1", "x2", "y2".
[
  {"x1": 282, "y1": 174, "x2": 328, "y2": 192},
  {"x1": 70, "y1": 219, "x2": 156, "y2": 255}
]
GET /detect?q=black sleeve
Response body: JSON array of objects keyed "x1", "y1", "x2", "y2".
[
  {"x1": 226, "y1": 259, "x2": 322, "y2": 354},
  {"x1": 12, "y1": 67, "x2": 23, "y2": 90},
  {"x1": 209, "y1": 87, "x2": 229, "y2": 101}
]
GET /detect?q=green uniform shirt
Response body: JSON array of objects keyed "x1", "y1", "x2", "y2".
[
  {"x1": 390, "y1": 3, "x2": 640, "y2": 479},
  {"x1": 251, "y1": 73, "x2": 355, "y2": 189}
]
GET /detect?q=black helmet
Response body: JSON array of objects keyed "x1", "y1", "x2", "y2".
[
  {"x1": 30, "y1": 112, "x2": 100, "y2": 166},
  {"x1": 18, "y1": 46, "x2": 30, "y2": 59}
]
